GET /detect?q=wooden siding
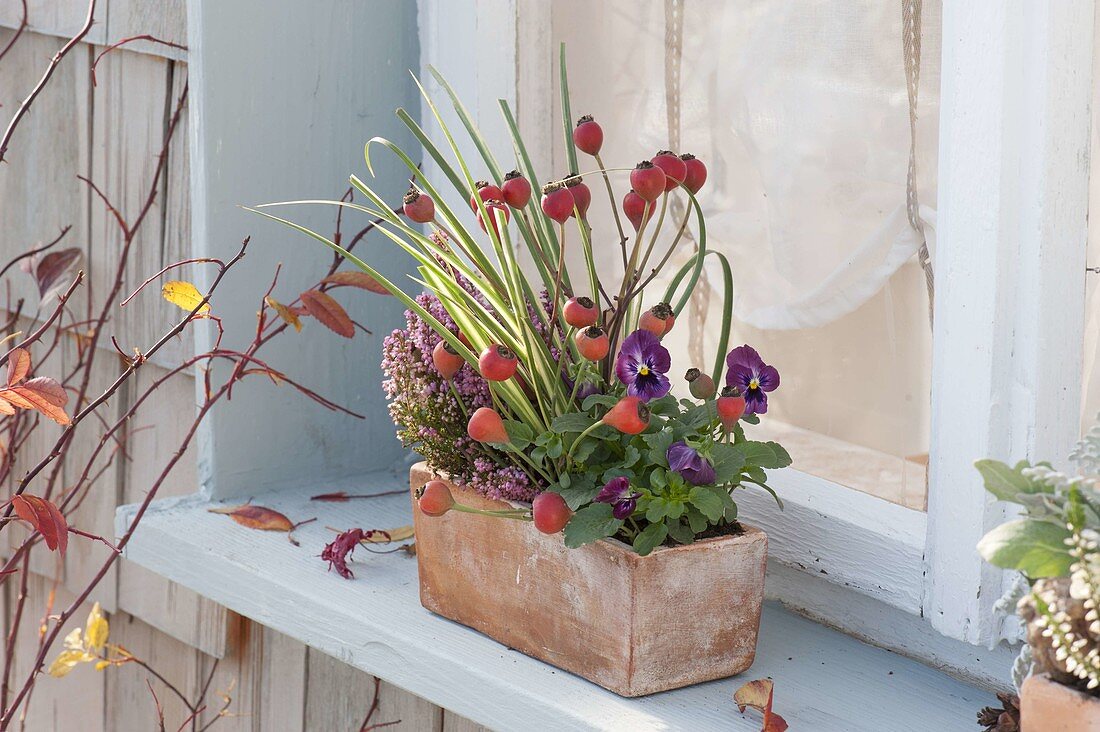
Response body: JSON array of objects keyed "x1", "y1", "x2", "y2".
[{"x1": 0, "y1": 6, "x2": 480, "y2": 730}]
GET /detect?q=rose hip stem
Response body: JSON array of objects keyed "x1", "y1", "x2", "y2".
[
  {"x1": 631, "y1": 199, "x2": 692, "y2": 300},
  {"x1": 549, "y1": 221, "x2": 568, "y2": 324},
  {"x1": 593, "y1": 152, "x2": 631, "y2": 269}
]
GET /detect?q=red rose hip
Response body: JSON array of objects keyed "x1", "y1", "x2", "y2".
[
  {"x1": 417, "y1": 480, "x2": 456, "y2": 517},
  {"x1": 478, "y1": 344, "x2": 518, "y2": 381},
  {"x1": 629, "y1": 161, "x2": 666, "y2": 202},
  {"x1": 639, "y1": 303, "x2": 675, "y2": 338},
  {"x1": 470, "y1": 180, "x2": 504, "y2": 210},
  {"x1": 532, "y1": 492, "x2": 573, "y2": 534},
  {"x1": 502, "y1": 170, "x2": 532, "y2": 208},
  {"x1": 680, "y1": 153, "x2": 707, "y2": 194},
  {"x1": 602, "y1": 396, "x2": 651, "y2": 435},
  {"x1": 564, "y1": 175, "x2": 591, "y2": 219},
  {"x1": 541, "y1": 182, "x2": 575, "y2": 224},
  {"x1": 717, "y1": 386, "x2": 747, "y2": 431},
  {"x1": 432, "y1": 340, "x2": 465, "y2": 380},
  {"x1": 467, "y1": 407, "x2": 509, "y2": 443},
  {"x1": 574, "y1": 326, "x2": 609, "y2": 361},
  {"x1": 623, "y1": 190, "x2": 657, "y2": 231},
  {"x1": 403, "y1": 187, "x2": 435, "y2": 224},
  {"x1": 477, "y1": 199, "x2": 510, "y2": 238},
  {"x1": 563, "y1": 296, "x2": 598, "y2": 328},
  {"x1": 651, "y1": 150, "x2": 687, "y2": 192},
  {"x1": 572, "y1": 115, "x2": 603, "y2": 156}
]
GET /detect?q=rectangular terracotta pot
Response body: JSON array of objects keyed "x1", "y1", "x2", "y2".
[
  {"x1": 1022, "y1": 673, "x2": 1100, "y2": 731},
  {"x1": 410, "y1": 462, "x2": 768, "y2": 697}
]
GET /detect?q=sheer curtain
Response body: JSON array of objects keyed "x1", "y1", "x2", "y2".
[{"x1": 552, "y1": 0, "x2": 939, "y2": 506}]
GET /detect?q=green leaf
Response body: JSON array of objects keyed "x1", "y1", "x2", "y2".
[
  {"x1": 559, "y1": 474, "x2": 599, "y2": 510},
  {"x1": 642, "y1": 430, "x2": 675, "y2": 466},
  {"x1": 552, "y1": 412, "x2": 596, "y2": 434},
  {"x1": 665, "y1": 518, "x2": 695, "y2": 545},
  {"x1": 683, "y1": 401, "x2": 718, "y2": 430},
  {"x1": 741, "y1": 441, "x2": 792, "y2": 469},
  {"x1": 685, "y1": 506, "x2": 708, "y2": 533},
  {"x1": 741, "y1": 413, "x2": 760, "y2": 425},
  {"x1": 633, "y1": 522, "x2": 668, "y2": 556},
  {"x1": 646, "y1": 497, "x2": 670, "y2": 523},
  {"x1": 571, "y1": 437, "x2": 599, "y2": 464},
  {"x1": 689, "y1": 486, "x2": 726, "y2": 523},
  {"x1": 977, "y1": 519, "x2": 1073, "y2": 578},
  {"x1": 712, "y1": 443, "x2": 746, "y2": 484},
  {"x1": 974, "y1": 459, "x2": 1045, "y2": 502},
  {"x1": 503, "y1": 420, "x2": 534, "y2": 450},
  {"x1": 581, "y1": 394, "x2": 619, "y2": 411},
  {"x1": 564, "y1": 504, "x2": 623, "y2": 548}
]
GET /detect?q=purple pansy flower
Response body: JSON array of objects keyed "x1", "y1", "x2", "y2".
[
  {"x1": 614, "y1": 330, "x2": 671, "y2": 401},
  {"x1": 666, "y1": 441, "x2": 717, "y2": 486},
  {"x1": 725, "y1": 345, "x2": 779, "y2": 415},
  {"x1": 596, "y1": 476, "x2": 641, "y2": 519}
]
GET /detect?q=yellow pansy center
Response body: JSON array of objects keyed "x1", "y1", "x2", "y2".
[
  {"x1": 638, "y1": 365, "x2": 651, "y2": 376},
  {"x1": 749, "y1": 378, "x2": 760, "y2": 390}
]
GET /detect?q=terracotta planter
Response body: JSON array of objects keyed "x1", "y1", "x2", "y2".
[
  {"x1": 1021, "y1": 673, "x2": 1100, "y2": 731},
  {"x1": 409, "y1": 462, "x2": 768, "y2": 697}
]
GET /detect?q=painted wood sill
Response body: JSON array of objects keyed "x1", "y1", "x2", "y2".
[{"x1": 116, "y1": 467, "x2": 995, "y2": 732}]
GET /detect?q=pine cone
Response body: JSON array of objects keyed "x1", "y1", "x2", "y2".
[{"x1": 976, "y1": 693, "x2": 1020, "y2": 731}]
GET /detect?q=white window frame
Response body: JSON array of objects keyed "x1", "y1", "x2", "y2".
[{"x1": 418, "y1": 0, "x2": 1096, "y2": 676}]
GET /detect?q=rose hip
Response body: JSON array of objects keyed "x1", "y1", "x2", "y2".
[
  {"x1": 629, "y1": 161, "x2": 666, "y2": 202},
  {"x1": 564, "y1": 175, "x2": 591, "y2": 219},
  {"x1": 651, "y1": 150, "x2": 687, "y2": 192},
  {"x1": 470, "y1": 180, "x2": 503, "y2": 210},
  {"x1": 680, "y1": 153, "x2": 707, "y2": 194},
  {"x1": 477, "y1": 199, "x2": 510, "y2": 238},
  {"x1": 602, "y1": 396, "x2": 651, "y2": 435},
  {"x1": 403, "y1": 187, "x2": 435, "y2": 223},
  {"x1": 639, "y1": 303, "x2": 675, "y2": 338},
  {"x1": 417, "y1": 480, "x2": 455, "y2": 517},
  {"x1": 575, "y1": 326, "x2": 609, "y2": 361},
  {"x1": 717, "y1": 386, "x2": 747, "y2": 431},
  {"x1": 467, "y1": 407, "x2": 509, "y2": 443},
  {"x1": 532, "y1": 492, "x2": 573, "y2": 534},
  {"x1": 432, "y1": 340, "x2": 465, "y2": 380},
  {"x1": 622, "y1": 189, "x2": 657, "y2": 231},
  {"x1": 541, "y1": 182, "x2": 575, "y2": 224},
  {"x1": 502, "y1": 170, "x2": 532, "y2": 208},
  {"x1": 685, "y1": 368, "x2": 716, "y2": 399},
  {"x1": 478, "y1": 344, "x2": 518, "y2": 381},
  {"x1": 563, "y1": 296, "x2": 598, "y2": 328},
  {"x1": 572, "y1": 115, "x2": 603, "y2": 156}
]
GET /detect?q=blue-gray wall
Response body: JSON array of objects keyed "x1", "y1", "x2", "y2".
[{"x1": 188, "y1": 1, "x2": 420, "y2": 498}]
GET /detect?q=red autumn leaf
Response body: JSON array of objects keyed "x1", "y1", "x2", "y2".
[
  {"x1": 11, "y1": 494, "x2": 68, "y2": 555},
  {"x1": 0, "y1": 377, "x2": 71, "y2": 425},
  {"x1": 31, "y1": 248, "x2": 82, "y2": 298},
  {"x1": 208, "y1": 504, "x2": 295, "y2": 532},
  {"x1": 6, "y1": 348, "x2": 30, "y2": 386},
  {"x1": 322, "y1": 528, "x2": 364, "y2": 579},
  {"x1": 299, "y1": 290, "x2": 355, "y2": 338},
  {"x1": 734, "y1": 679, "x2": 788, "y2": 732},
  {"x1": 321, "y1": 271, "x2": 390, "y2": 295},
  {"x1": 311, "y1": 491, "x2": 351, "y2": 502}
]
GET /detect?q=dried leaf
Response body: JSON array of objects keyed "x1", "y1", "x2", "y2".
[
  {"x1": 0, "y1": 377, "x2": 71, "y2": 425},
  {"x1": 299, "y1": 289, "x2": 354, "y2": 338},
  {"x1": 311, "y1": 491, "x2": 351, "y2": 502},
  {"x1": 322, "y1": 271, "x2": 390, "y2": 295},
  {"x1": 6, "y1": 348, "x2": 30, "y2": 386},
  {"x1": 265, "y1": 296, "x2": 302, "y2": 332},
  {"x1": 362, "y1": 526, "x2": 414, "y2": 543},
  {"x1": 208, "y1": 504, "x2": 294, "y2": 532},
  {"x1": 734, "y1": 679, "x2": 788, "y2": 732},
  {"x1": 33, "y1": 248, "x2": 82, "y2": 299},
  {"x1": 84, "y1": 602, "x2": 109, "y2": 652},
  {"x1": 162, "y1": 281, "x2": 211, "y2": 314},
  {"x1": 11, "y1": 494, "x2": 68, "y2": 555}
]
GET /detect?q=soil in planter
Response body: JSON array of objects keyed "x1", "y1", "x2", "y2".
[{"x1": 613, "y1": 520, "x2": 744, "y2": 549}]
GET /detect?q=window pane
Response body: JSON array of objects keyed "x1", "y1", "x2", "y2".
[{"x1": 551, "y1": 0, "x2": 939, "y2": 509}]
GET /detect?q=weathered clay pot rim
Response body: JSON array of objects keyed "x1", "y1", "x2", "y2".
[
  {"x1": 1031, "y1": 672, "x2": 1100, "y2": 703},
  {"x1": 431, "y1": 465, "x2": 763, "y2": 558}
]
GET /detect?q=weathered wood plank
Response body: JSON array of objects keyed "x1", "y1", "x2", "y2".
[
  {"x1": 443, "y1": 710, "x2": 492, "y2": 732},
  {"x1": 0, "y1": 0, "x2": 105, "y2": 46},
  {"x1": 104, "y1": 0, "x2": 187, "y2": 59}
]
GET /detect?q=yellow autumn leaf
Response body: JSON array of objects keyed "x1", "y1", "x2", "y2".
[
  {"x1": 363, "y1": 525, "x2": 415, "y2": 543},
  {"x1": 94, "y1": 660, "x2": 111, "y2": 671},
  {"x1": 62, "y1": 627, "x2": 83, "y2": 651},
  {"x1": 47, "y1": 649, "x2": 90, "y2": 678},
  {"x1": 265, "y1": 296, "x2": 302, "y2": 332},
  {"x1": 162, "y1": 281, "x2": 211, "y2": 314},
  {"x1": 85, "y1": 602, "x2": 108, "y2": 652}
]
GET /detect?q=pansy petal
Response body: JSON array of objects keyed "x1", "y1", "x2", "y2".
[
  {"x1": 726, "y1": 345, "x2": 764, "y2": 373},
  {"x1": 744, "y1": 389, "x2": 768, "y2": 415},
  {"x1": 757, "y1": 364, "x2": 781, "y2": 392},
  {"x1": 726, "y1": 363, "x2": 755, "y2": 388}
]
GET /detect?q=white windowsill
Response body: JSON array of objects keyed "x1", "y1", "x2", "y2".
[{"x1": 117, "y1": 468, "x2": 994, "y2": 732}]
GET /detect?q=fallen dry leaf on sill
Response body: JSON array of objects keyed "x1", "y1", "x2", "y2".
[
  {"x1": 11, "y1": 494, "x2": 69, "y2": 556},
  {"x1": 734, "y1": 678, "x2": 788, "y2": 732},
  {"x1": 209, "y1": 504, "x2": 294, "y2": 532},
  {"x1": 310, "y1": 489, "x2": 407, "y2": 502},
  {"x1": 361, "y1": 525, "x2": 414, "y2": 543}
]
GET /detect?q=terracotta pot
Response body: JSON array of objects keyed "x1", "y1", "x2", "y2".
[
  {"x1": 1021, "y1": 673, "x2": 1100, "y2": 731},
  {"x1": 410, "y1": 462, "x2": 768, "y2": 697}
]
